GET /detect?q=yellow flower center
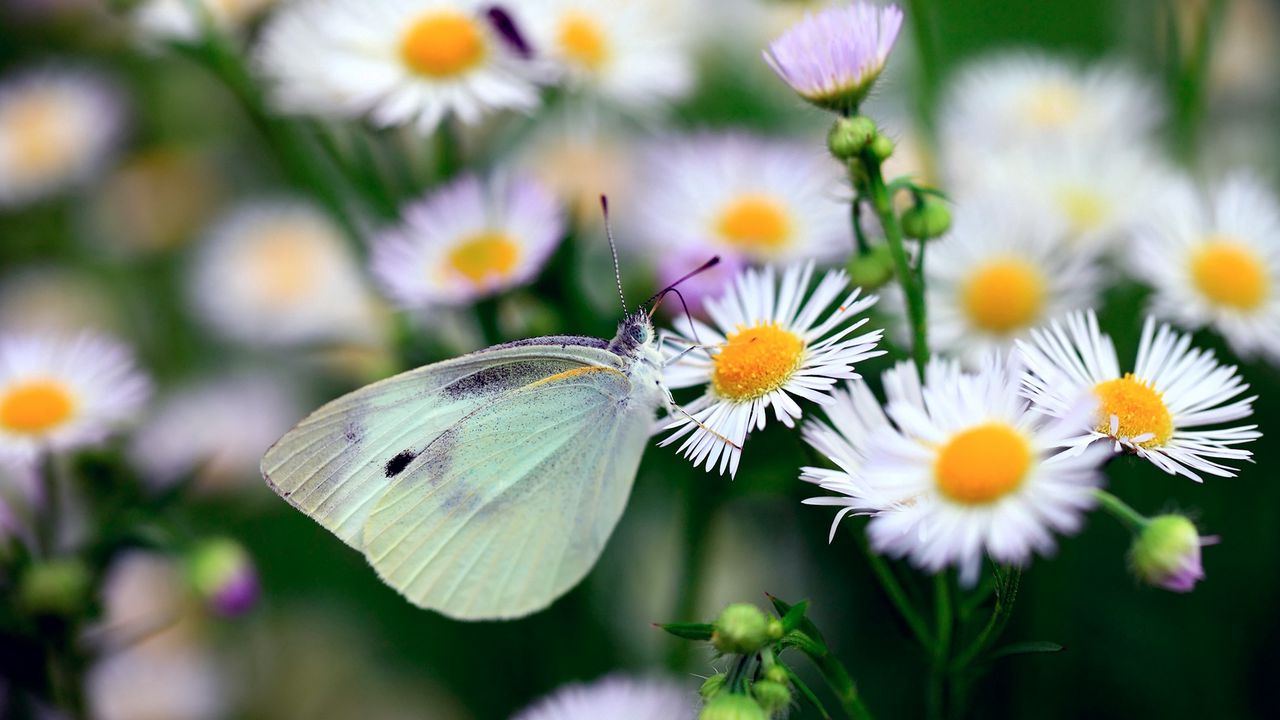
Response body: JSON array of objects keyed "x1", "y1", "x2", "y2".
[
  {"x1": 0, "y1": 380, "x2": 76, "y2": 435},
  {"x1": 934, "y1": 423, "x2": 1032, "y2": 505},
  {"x1": 1023, "y1": 82, "x2": 1081, "y2": 127},
  {"x1": 1094, "y1": 374, "x2": 1173, "y2": 448},
  {"x1": 247, "y1": 224, "x2": 321, "y2": 305},
  {"x1": 1189, "y1": 237, "x2": 1269, "y2": 311},
  {"x1": 447, "y1": 231, "x2": 520, "y2": 285},
  {"x1": 961, "y1": 259, "x2": 1046, "y2": 334},
  {"x1": 711, "y1": 323, "x2": 805, "y2": 401},
  {"x1": 2, "y1": 92, "x2": 74, "y2": 176},
  {"x1": 557, "y1": 12, "x2": 610, "y2": 70},
  {"x1": 1057, "y1": 187, "x2": 1108, "y2": 234},
  {"x1": 716, "y1": 194, "x2": 792, "y2": 250},
  {"x1": 400, "y1": 11, "x2": 487, "y2": 78}
]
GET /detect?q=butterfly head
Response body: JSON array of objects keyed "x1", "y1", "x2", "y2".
[{"x1": 610, "y1": 311, "x2": 656, "y2": 356}]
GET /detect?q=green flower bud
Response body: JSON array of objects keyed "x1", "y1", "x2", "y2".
[
  {"x1": 1131, "y1": 514, "x2": 1210, "y2": 593},
  {"x1": 847, "y1": 244, "x2": 896, "y2": 290},
  {"x1": 827, "y1": 116, "x2": 877, "y2": 160},
  {"x1": 764, "y1": 665, "x2": 788, "y2": 684},
  {"x1": 21, "y1": 558, "x2": 91, "y2": 616},
  {"x1": 699, "y1": 692, "x2": 768, "y2": 720},
  {"x1": 700, "y1": 673, "x2": 727, "y2": 701},
  {"x1": 752, "y1": 680, "x2": 793, "y2": 714},
  {"x1": 869, "y1": 133, "x2": 895, "y2": 162},
  {"x1": 712, "y1": 603, "x2": 771, "y2": 655},
  {"x1": 187, "y1": 538, "x2": 259, "y2": 616},
  {"x1": 901, "y1": 200, "x2": 952, "y2": 240}
]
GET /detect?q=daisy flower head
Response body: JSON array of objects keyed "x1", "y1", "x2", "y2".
[
  {"x1": 764, "y1": 2, "x2": 904, "y2": 113},
  {"x1": 1019, "y1": 310, "x2": 1260, "y2": 481},
  {"x1": 662, "y1": 262, "x2": 885, "y2": 478},
  {"x1": 0, "y1": 331, "x2": 151, "y2": 464},
  {"x1": 512, "y1": 0, "x2": 695, "y2": 108},
  {"x1": 808, "y1": 356, "x2": 1110, "y2": 585},
  {"x1": 907, "y1": 193, "x2": 1103, "y2": 366},
  {"x1": 633, "y1": 132, "x2": 851, "y2": 267},
  {"x1": 371, "y1": 172, "x2": 564, "y2": 308},
  {"x1": 512, "y1": 674, "x2": 695, "y2": 720},
  {"x1": 192, "y1": 200, "x2": 382, "y2": 349},
  {"x1": 1130, "y1": 172, "x2": 1280, "y2": 363},
  {"x1": 254, "y1": 0, "x2": 541, "y2": 133},
  {"x1": 130, "y1": 0, "x2": 278, "y2": 42},
  {"x1": 0, "y1": 67, "x2": 126, "y2": 207}
]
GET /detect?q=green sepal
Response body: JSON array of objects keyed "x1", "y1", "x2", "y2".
[{"x1": 658, "y1": 622, "x2": 715, "y2": 641}]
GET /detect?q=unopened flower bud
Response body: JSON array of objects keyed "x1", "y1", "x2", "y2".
[
  {"x1": 901, "y1": 200, "x2": 952, "y2": 240},
  {"x1": 700, "y1": 673, "x2": 727, "y2": 701},
  {"x1": 712, "y1": 603, "x2": 771, "y2": 655},
  {"x1": 752, "y1": 680, "x2": 792, "y2": 714},
  {"x1": 764, "y1": 665, "x2": 788, "y2": 684},
  {"x1": 827, "y1": 116, "x2": 877, "y2": 160},
  {"x1": 847, "y1": 244, "x2": 895, "y2": 290},
  {"x1": 1130, "y1": 514, "x2": 1212, "y2": 593},
  {"x1": 699, "y1": 692, "x2": 768, "y2": 720},
  {"x1": 869, "y1": 133, "x2": 894, "y2": 162},
  {"x1": 21, "y1": 558, "x2": 91, "y2": 616},
  {"x1": 187, "y1": 538, "x2": 259, "y2": 616}
]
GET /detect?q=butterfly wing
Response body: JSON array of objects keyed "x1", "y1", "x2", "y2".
[
  {"x1": 360, "y1": 364, "x2": 657, "y2": 620},
  {"x1": 260, "y1": 340, "x2": 622, "y2": 549}
]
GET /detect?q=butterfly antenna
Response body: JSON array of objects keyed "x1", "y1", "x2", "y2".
[
  {"x1": 600, "y1": 195, "x2": 627, "y2": 314},
  {"x1": 645, "y1": 256, "x2": 721, "y2": 309}
]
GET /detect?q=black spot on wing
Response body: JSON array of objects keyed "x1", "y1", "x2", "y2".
[
  {"x1": 443, "y1": 360, "x2": 547, "y2": 399},
  {"x1": 385, "y1": 450, "x2": 416, "y2": 478}
]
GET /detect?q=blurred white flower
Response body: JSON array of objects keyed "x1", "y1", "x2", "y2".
[
  {"x1": 129, "y1": 372, "x2": 303, "y2": 492},
  {"x1": 513, "y1": 674, "x2": 695, "y2": 720},
  {"x1": 255, "y1": 0, "x2": 541, "y2": 133},
  {"x1": 370, "y1": 173, "x2": 565, "y2": 308},
  {"x1": 131, "y1": 0, "x2": 278, "y2": 42},
  {"x1": 0, "y1": 331, "x2": 150, "y2": 463},
  {"x1": 0, "y1": 66, "x2": 125, "y2": 207},
  {"x1": 191, "y1": 200, "x2": 384, "y2": 348},
  {"x1": 511, "y1": 111, "x2": 635, "y2": 228}
]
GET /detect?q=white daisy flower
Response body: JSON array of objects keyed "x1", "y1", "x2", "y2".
[
  {"x1": 1130, "y1": 172, "x2": 1280, "y2": 363},
  {"x1": 804, "y1": 356, "x2": 1110, "y2": 585},
  {"x1": 1018, "y1": 310, "x2": 1260, "y2": 481},
  {"x1": 511, "y1": 0, "x2": 695, "y2": 108},
  {"x1": 940, "y1": 52, "x2": 1162, "y2": 164},
  {"x1": 370, "y1": 172, "x2": 565, "y2": 308},
  {"x1": 191, "y1": 200, "x2": 383, "y2": 348},
  {"x1": 0, "y1": 331, "x2": 151, "y2": 463},
  {"x1": 899, "y1": 194, "x2": 1103, "y2": 366},
  {"x1": 662, "y1": 263, "x2": 884, "y2": 478},
  {"x1": 633, "y1": 132, "x2": 851, "y2": 267},
  {"x1": 0, "y1": 67, "x2": 125, "y2": 207},
  {"x1": 130, "y1": 0, "x2": 278, "y2": 42},
  {"x1": 512, "y1": 675, "x2": 695, "y2": 720},
  {"x1": 254, "y1": 0, "x2": 541, "y2": 133}
]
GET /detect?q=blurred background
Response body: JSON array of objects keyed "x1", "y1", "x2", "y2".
[{"x1": 1, "y1": 0, "x2": 1278, "y2": 718}]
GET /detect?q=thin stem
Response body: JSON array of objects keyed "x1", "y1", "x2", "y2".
[
  {"x1": 863, "y1": 155, "x2": 929, "y2": 369},
  {"x1": 950, "y1": 567, "x2": 1021, "y2": 671},
  {"x1": 1092, "y1": 488, "x2": 1149, "y2": 531},
  {"x1": 906, "y1": 0, "x2": 942, "y2": 140},
  {"x1": 855, "y1": 528, "x2": 932, "y2": 649},
  {"x1": 434, "y1": 118, "x2": 461, "y2": 183},
  {"x1": 927, "y1": 574, "x2": 953, "y2": 720},
  {"x1": 667, "y1": 477, "x2": 716, "y2": 670},
  {"x1": 851, "y1": 200, "x2": 871, "y2": 256},
  {"x1": 1169, "y1": 0, "x2": 1227, "y2": 165},
  {"x1": 789, "y1": 633, "x2": 874, "y2": 720}
]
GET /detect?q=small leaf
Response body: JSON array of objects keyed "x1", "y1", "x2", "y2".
[
  {"x1": 656, "y1": 622, "x2": 714, "y2": 641},
  {"x1": 767, "y1": 594, "x2": 827, "y2": 645},
  {"x1": 781, "y1": 600, "x2": 810, "y2": 633},
  {"x1": 987, "y1": 641, "x2": 1063, "y2": 662}
]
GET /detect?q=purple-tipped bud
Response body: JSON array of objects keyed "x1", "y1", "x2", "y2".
[
  {"x1": 187, "y1": 538, "x2": 259, "y2": 616},
  {"x1": 1130, "y1": 515, "x2": 1215, "y2": 593}
]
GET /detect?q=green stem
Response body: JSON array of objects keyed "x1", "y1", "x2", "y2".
[
  {"x1": 927, "y1": 574, "x2": 953, "y2": 720},
  {"x1": 906, "y1": 0, "x2": 942, "y2": 140},
  {"x1": 791, "y1": 633, "x2": 874, "y2": 720},
  {"x1": 1092, "y1": 488, "x2": 1149, "y2": 531},
  {"x1": 667, "y1": 477, "x2": 716, "y2": 670},
  {"x1": 949, "y1": 567, "x2": 1020, "y2": 671},
  {"x1": 855, "y1": 529, "x2": 932, "y2": 649},
  {"x1": 1168, "y1": 0, "x2": 1227, "y2": 165},
  {"x1": 851, "y1": 200, "x2": 871, "y2": 256},
  {"x1": 863, "y1": 155, "x2": 929, "y2": 369},
  {"x1": 434, "y1": 118, "x2": 461, "y2": 183}
]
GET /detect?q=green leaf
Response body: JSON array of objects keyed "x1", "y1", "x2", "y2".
[
  {"x1": 987, "y1": 641, "x2": 1064, "y2": 662},
  {"x1": 767, "y1": 594, "x2": 826, "y2": 645},
  {"x1": 779, "y1": 661, "x2": 832, "y2": 720},
  {"x1": 781, "y1": 600, "x2": 810, "y2": 634},
  {"x1": 656, "y1": 622, "x2": 714, "y2": 641}
]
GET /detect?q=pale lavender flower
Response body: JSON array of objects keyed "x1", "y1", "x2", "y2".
[
  {"x1": 764, "y1": 2, "x2": 904, "y2": 111},
  {"x1": 513, "y1": 675, "x2": 695, "y2": 720}
]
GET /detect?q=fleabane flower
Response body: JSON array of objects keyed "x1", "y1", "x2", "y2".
[
  {"x1": 1130, "y1": 172, "x2": 1280, "y2": 364},
  {"x1": 0, "y1": 67, "x2": 125, "y2": 207},
  {"x1": 662, "y1": 263, "x2": 884, "y2": 478},
  {"x1": 371, "y1": 173, "x2": 565, "y2": 308},
  {"x1": 191, "y1": 201, "x2": 383, "y2": 348},
  {"x1": 513, "y1": 675, "x2": 695, "y2": 720},
  {"x1": 512, "y1": 0, "x2": 695, "y2": 108},
  {"x1": 0, "y1": 331, "x2": 150, "y2": 463},
  {"x1": 804, "y1": 356, "x2": 1110, "y2": 585},
  {"x1": 904, "y1": 194, "x2": 1103, "y2": 365},
  {"x1": 254, "y1": 0, "x2": 541, "y2": 133},
  {"x1": 764, "y1": 2, "x2": 904, "y2": 112},
  {"x1": 1019, "y1": 310, "x2": 1260, "y2": 481},
  {"x1": 634, "y1": 133, "x2": 851, "y2": 267}
]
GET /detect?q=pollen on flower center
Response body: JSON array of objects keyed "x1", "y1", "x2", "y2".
[
  {"x1": 716, "y1": 194, "x2": 792, "y2": 250},
  {"x1": 3, "y1": 93, "x2": 72, "y2": 175},
  {"x1": 447, "y1": 231, "x2": 520, "y2": 285},
  {"x1": 400, "y1": 11, "x2": 487, "y2": 78},
  {"x1": 0, "y1": 379, "x2": 76, "y2": 434},
  {"x1": 962, "y1": 259, "x2": 1046, "y2": 333},
  {"x1": 1094, "y1": 374, "x2": 1174, "y2": 448},
  {"x1": 249, "y1": 226, "x2": 320, "y2": 305},
  {"x1": 1057, "y1": 187, "x2": 1108, "y2": 233},
  {"x1": 557, "y1": 13, "x2": 610, "y2": 70},
  {"x1": 1190, "y1": 237, "x2": 1270, "y2": 311},
  {"x1": 711, "y1": 323, "x2": 805, "y2": 401},
  {"x1": 934, "y1": 422, "x2": 1032, "y2": 505},
  {"x1": 1023, "y1": 82, "x2": 1081, "y2": 127}
]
